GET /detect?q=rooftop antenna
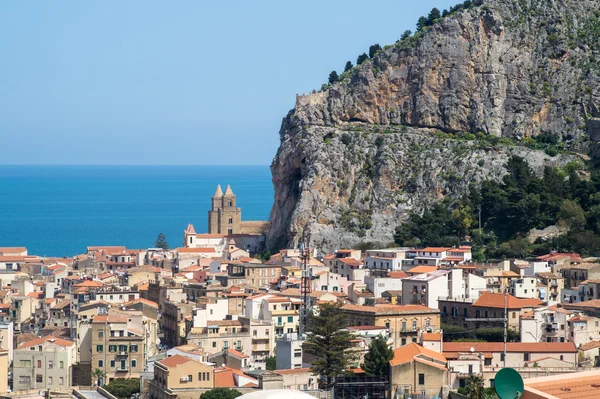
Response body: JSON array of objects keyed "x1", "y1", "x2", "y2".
[{"x1": 298, "y1": 227, "x2": 312, "y2": 339}]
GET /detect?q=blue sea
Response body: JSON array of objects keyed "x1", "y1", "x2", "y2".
[{"x1": 0, "y1": 165, "x2": 273, "y2": 257}]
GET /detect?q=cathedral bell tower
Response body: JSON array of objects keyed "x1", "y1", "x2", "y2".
[{"x1": 208, "y1": 184, "x2": 241, "y2": 234}]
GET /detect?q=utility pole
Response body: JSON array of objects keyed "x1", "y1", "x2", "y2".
[
  {"x1": 298, "y1": 229, "x2": 312, "y2": 339},
  {"x1": 503, "y1": 290, "x2": 507, "y2": 368}
]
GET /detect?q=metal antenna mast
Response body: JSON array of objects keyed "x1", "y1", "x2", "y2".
[{"x1": 298, "y1": 229, "x2": 312, "y2": 338}]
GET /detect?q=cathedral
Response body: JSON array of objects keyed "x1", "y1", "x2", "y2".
[
  {"x1": 208, "y1": 184, "x2": 241, "y2": 235},
  {"x1": 182, "y1": 185, "x2": 270, "y2": 254}
]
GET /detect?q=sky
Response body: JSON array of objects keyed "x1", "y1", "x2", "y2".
[{"x1": 0, "y1": 1, "x2": 458, "y2": 165}]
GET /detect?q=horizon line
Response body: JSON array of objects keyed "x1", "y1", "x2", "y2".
[{"x1": 0, "y1": 163, "x2": 272, "y2": 167}]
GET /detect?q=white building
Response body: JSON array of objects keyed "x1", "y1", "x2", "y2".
[
  {"x1": 363, "y1": 249, "x2": 408, "y2": 271},
  {"x1": 402, "y1": 270, "x2": 450, "y2": 309},
  {"x1": 192, "y1": 298, "x2": 229, "y2": 328},
  {"x1": 365, "y1": 276, "x2": 403, "y2": 299},
  {"x1": 520, "y1": 306, "x2": 570, "y2": 343},
  {"x1": 509, "y1": 277, "x2": 539, "y2": 299}
]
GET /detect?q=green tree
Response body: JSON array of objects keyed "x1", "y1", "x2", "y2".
[
  {"x1": 362, "y1": 335, "x2": 394, "y2": 377},
  {"x1": 266, "y1": 356, "x2": 276, "y2": 370},
  {"x1": 427, "y1": 8, "x2": 441, "y2": 24},
  {"x1": 103, "y1": 378, "x2": 140, "y2": 399},
  {"x1": 155, "y1": 232, "x2": 169, "y2": 249},
  {"x1": 416, "y1": 16, "x2": 428, "y2": 31},
  {"x1": 200, "y1": 388, "x2": 242, "y2": 399},
  {"x1": 344, "y1": 61, "x2": 353, "y2": 72},
  {"x1": 558, "y1": 199, "x2": 586, "y2": 233},
  {"x1": 369, "y1": 44, "x2": 382, "y2": 58},
  {"x1": 400, "y1": 30, "x2": 412, "y2": 40},
  {"x1": 465, "y1": 375, "x2": 484, "y2": 399},
  {"x1": 357, "y1": 53, "x2": 368, "y2": 65},
  {"x1": 304, "y1": 302, "x2": 357, "y2": 389},
  {"x1": 328, "y1": 70, "x2": 339, "y2": 84}
]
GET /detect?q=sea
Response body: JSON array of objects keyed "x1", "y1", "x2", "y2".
[{"x1": 0, "y1": 165, "x2": 273, "y2": 257}]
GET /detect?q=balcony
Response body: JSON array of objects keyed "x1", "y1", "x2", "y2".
[
  {"x1": 117, "y1": 351, "x2": 128, "y2": 356},
  {"x1": 252, "y1": 344, "x2": 270, "y2": 351},
  {"x1": 116, "y1": 366, "x2": 129, "y2": 372}
]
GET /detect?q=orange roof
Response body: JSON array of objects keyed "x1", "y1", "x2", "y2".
[
  {"x1": 124, "y1": 298, "x2": 158, "y2": 308},
  {"x1": 18, "y1": 336, "x2": 75, "y2": 349},
  {"x1": 73, "y1": 280, "x2": 104, "y2": 288},
  {"x1": 407, "y1": 266, "x2": 439, "y2": 274},
  {"x1": 420, "y1": 247, "x2": 451, "y2": 252},
  {"x1": 473, "y1": 292, "x2": 543, "y2": 309},
  {"x1": 195, "y1": 234, "x2": 227, "y2": 239},
  {"x1": 177, "y1": 247, "x2": 216, "y2": 253},
  {"x1": 0, "y1": 247, "x2": 27, "y2": 253},
  {"x1": 137, "y1": 282, "x2": 149, "y2": 291},
  {"x1": 27, "y1": 292, "x2": 44, "y2": 299},
  {"x1": 0, "y1": 256, "x2": 25, "y2": 262},
  {"x1": 390, "y1": 343, "x2": 447, "y2": 368},
  {"x1": 227, "y1": 348, "x2": 248, "y2": 358},
  {"x1": 443, "y1": 342, "x2": 576, "y2": 353},
  {"x1": 214, "y1": 368, "x2": 236, "y2": 388},
  {"x1": 158, "y1": 354, "x2": 196, "y2": 368},
  {"x1": 423, "y1": 333, "x2": 441, "y2": 341},
  {"x1": 339, "y1": 258, "x2": 362, "y2": 267},
  {"x1": 579, "y1": 341, "x2": 600, "y2": 351},
  {"x1": 525, "y1": 370, "x2": 600, "y2": 399},
  {"x1": 388, "y1": 271, "x2": 408, "y2": 279}
]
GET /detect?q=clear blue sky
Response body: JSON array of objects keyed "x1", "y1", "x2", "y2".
[{"x1": 1, "y1": 1, "x2": 458, "y2": 165}]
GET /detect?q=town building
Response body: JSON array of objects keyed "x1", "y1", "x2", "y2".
[
  {"x1": 148, "y1": 354, "x2": 214, "y2": 399},
  {"x1": 389, "y1": 343, "x2": 448, "y2": 399},
  {"x1": 13, "y1": 336, "x2": 76, "y2": 391}
]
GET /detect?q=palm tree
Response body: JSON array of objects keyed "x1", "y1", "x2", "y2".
[
  {"x1": 92, "y1": 368, "x2": 106, "y2": 386},
  {"x1": 465, "y1": 374, "x2": 484, "y2": 399}
]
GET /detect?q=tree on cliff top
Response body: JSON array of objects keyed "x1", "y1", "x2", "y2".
[
  {"x1": 328, "y1": 70, "x2": 339, "y2": 84},
  {"x1": 155, "y1": 232, "x2": 169, "y2": 250},
  {"x1": 357, "y1": 53, "x2": 368, "y2": 65},
  {"x1": 369, "y1": 44, "x2": 382, "y2": 58}
]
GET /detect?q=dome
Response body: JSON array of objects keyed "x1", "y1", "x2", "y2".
[{"x1": 239, "y1": 390, "x2": 316, "y2": 399}]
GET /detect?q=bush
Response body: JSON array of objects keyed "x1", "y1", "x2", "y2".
[
  {"x1": 103, "y1": 378, "x2": 140, "y2": 399},
  {"x1": 545, "y1": 146, "x2": 558, "y2": 157},
  {"x1": 341, "y1": 133, "x2": 352, "y2": 146},
  {"x1": 357, "y1": 53, "x2": 368, "y2": 65},
  {"x1": 200, "y1": 388, "x2": 242, "y2": 399}
]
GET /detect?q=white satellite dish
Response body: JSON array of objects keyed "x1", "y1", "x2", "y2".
[{"x1": 470, "y1": 347, "x2": 475, "y2": 353}]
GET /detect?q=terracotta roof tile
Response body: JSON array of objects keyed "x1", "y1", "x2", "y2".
[
  {"x1": 390, "y1": 343, "x2": 447, "y2": 367},
  {"x1": 473, "y1": 292, "x2": 543, "y2": 309}
]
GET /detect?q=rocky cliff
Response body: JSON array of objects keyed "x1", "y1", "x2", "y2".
[{"x1": 268, "y1": 0, "x2": 600, "y2": 253}]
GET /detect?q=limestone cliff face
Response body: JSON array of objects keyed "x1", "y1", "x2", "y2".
[{"x1": 267, "y1": 0, "x2": 600, "y2": 252}]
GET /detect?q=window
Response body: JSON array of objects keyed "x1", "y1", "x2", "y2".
[
  {"x1": 524, "y1": 353, "x2": 529, "y2": 361},
  {"x1": 130, "y1": 345, "x2": 138, "y2": 352},
  {"x1": 401, "y1": 338, "x2": 406, "y2": 346},
  {"x1": 98, "y1": 360, "x2": 104, "y2": 367},
  {"x1": 48, "y1": 360, "x2": 53, "y2": 369},
  {"x1": 59, "y1": 377, "x2": 64, "y2": 385},
  {"x1": 412, "y1": 321, "x2": 417, "y2": 331},
  {"x1": 132, "y1": 359, "x2": 137, "y2": 368},
  {"x1": 37, "y1": 360, "x2": 42, "y2": 368},
  {"x1": 560, "y1": 355, "x2": 564, "y2": 361},
  {"x1": 288, "y1": 316, "x2": 293, "y2": 322},
  {"x1": 418, "y1": 374, "x2": 425, "y2": 385},
  {"x1": 49, "y1": 377, "x2": 53, "y2": 385},
  {"x1": 294, "y1": 352, "x2": 302, "y2": 358},
  {"x1": 110, "y1": 361, "x2": 115, "y2": 368},
  {"x1": 484, "y1": 358, "x2": 492, "y2": 366},
  {"x1": 36, "y1": 375, "x2": 43, "y2": 383},
  {"x1": 228, "y1": 217, "x2": 233, "y2": 224},
  {"x1": 500, "y1": 353, "x2": 505, "y2": 362},
  {"x1": 19, "y1": 376, "x2": 31, "y2": 384},
  {"x1": 97, "y1": 345, "x2": 104, "y2": 352},
  {"x1": 187, "y1": 374, "x2": 193, "y2": 382},
  {"x1": 385, "y1": 322, "x2": 390, "y2": 329},
  {"x1": 109, "y1": 345, "x2": 116, "y2": 352},
  {"x1": 212, "y1": 342, "x2": 217, "y2": 348},
  {"x1": 98, "y1": 330, "x2": 104, "y2": 338},
  {"x1": 20, "y1": 360, "x2": 31, "y2": 367}
]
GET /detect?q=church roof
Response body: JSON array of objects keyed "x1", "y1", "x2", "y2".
[
  {"x1": 224, "y1": 185, "x2": 234, "y2": 196},
  {"x1": 213, "y1": 184, "x2": 223, "y2": 197},
  {"x1": 185, "y1": 224, "x2": 196, "y2": 234}
]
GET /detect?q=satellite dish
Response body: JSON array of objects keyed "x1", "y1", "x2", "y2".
[
  {"x1": 495, "y1": 368, "x2": 524, "y2": 399},
  {"x1": 470, "y1": 347, "x2": 475, "y2": 353}
]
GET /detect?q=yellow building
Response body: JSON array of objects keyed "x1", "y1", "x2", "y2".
[
  {"x1": 341, "y1": 304, "x2": 440, "y2": 348},
  {"x1": 91, "y1": 313, "x2": 146, "y2": 383},
  {"x1": 148, "y1": 354, "x2": 214, "y2": 399},
  {"x1": 389, "y1": 343, "x2": 448, "y2": 399}
]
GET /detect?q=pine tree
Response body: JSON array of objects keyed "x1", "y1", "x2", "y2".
[
  {"x1": 427, "y1": 7, "x2": 441, "y2": 24},
  {"x1": 344, "y1": 61, "x2": 353, "y2": 72},
  {"x1": 303, "y1": 302, "x2": 357, "y2": 389},
  {"x1": 400, "y1": 30, "x2": 412, "y2": 41},
  {"x1": 155, "y1": 233, "x2": 169, "y2": 250},
  {"x1": 416, "y1": 16, "x2": 428, "y2": 31},
  {"x1": 369, "y1": 44, "x2": 382, "y2": 58},
  {"x1": 356, "y1": 53, "x2": 368, "y2": 65},
  {"x1": 328, "y1": 70, "x2": 339, "y2": 84},
  {"x1": 362, "y1": 335, "x2": 394, "y2": 377}
]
